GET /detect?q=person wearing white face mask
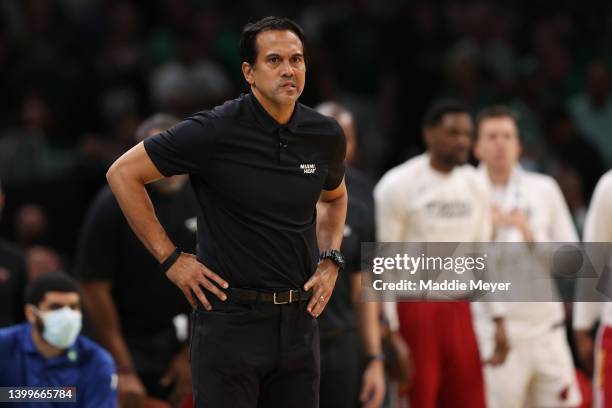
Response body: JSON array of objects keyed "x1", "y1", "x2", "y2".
[{"x1": 0, "y1": 272, "x2": 117, "y2": 407}]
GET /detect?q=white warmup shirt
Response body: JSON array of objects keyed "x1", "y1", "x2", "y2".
[
  {"x1": 473, "y1": 165, "x2": 578, "y2": 343},
  {"x1": 374, "y1": 154, "x2": 493, "y2": 329},
  {"x1": 574, "y1": 170, "x2": 612, "y2": 332}
]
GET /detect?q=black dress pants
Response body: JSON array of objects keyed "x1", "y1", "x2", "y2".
[{"x1": 190, "y1": 296, "x2": 320, "y2": 408}]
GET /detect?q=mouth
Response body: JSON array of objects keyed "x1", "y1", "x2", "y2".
[{"x1": 280, "y1": 82, "x2": 297, "y2": 89}]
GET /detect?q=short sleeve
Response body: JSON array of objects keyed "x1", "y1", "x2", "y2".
[
  {"x1": 74, "y1": 188, "x2": 122, "y2": 282},
  {"x1": 81, "y1": 347, "x2": 118, "y2": 408},
  {"x1": 323, "y1": 124, "x2": 346, "y2": 190},
  {"x1": 143, "y1": 114, "x2": 216, "y2": 177}
]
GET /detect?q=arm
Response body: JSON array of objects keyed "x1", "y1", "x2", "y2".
[
  {"x1": 304, "y1": 179, "x2": 348, "y2": 317},
  {"x1": 81, "y1": 352, "x2": 118, "y2": 408},
  {"x1": 106, "y1": 143, "x2": 228, "y2": 309},
  {"x1": 548, "y1": 179, "x2": 579, "y2": 242},
  {"x1": 573, "y1": 302, "x2": 600, "y2": 375},
  {"x1": 81, "y1": 282, "x2": 146, "y2": 405},
  {"x1": 373, "y1": 177, "x2": 406, "y2": 332},
  {"x1": 352, "y1": 273, "x2": 385, "y2": 408},
  {"x1": 572, "y1": 175, "x2": 612, "y2": 374}
]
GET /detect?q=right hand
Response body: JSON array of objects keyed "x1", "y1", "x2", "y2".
[
  {"x1": 575, "y1": 330, "x2": 595, "y2": 376},
  {"x1": 166, "y1": 252, "x2": 229, "y2": 310},
  {"x1": 118, "y1": 372, "x2": 147, "y2": 408},
  {"x1": 165, "y1": 252, "x2": 229, "y2": 310}
]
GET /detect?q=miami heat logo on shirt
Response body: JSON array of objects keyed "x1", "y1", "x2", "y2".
[
  {"x1": 300, "y1": 163, "x2": 316, "y2": 174},
  {"x1": 425, "y1": 200, "x2": 472, "y2": 218}
]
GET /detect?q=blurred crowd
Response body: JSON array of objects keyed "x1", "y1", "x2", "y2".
[
  {"x1": 2, "y1": 0, "x2": 612, "y2": 406},
  {"x1": 2, "y1": 1, "x2": 612, "y2": 265}
]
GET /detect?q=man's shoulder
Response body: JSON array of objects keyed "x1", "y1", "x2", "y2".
[
  {"x1": 376, "y1": 154, "x2": 428, "y2": 192},
  {"x1": 0, "y1": 323, "x2": 26, "y2": 348},
  {"x1": 595, "y1": 169, "x2": 612, "y2": 194},
  {"x1": 186, "y1": 94, "x2": 253, "y2": 126},
  {"x1": 520, "y1": 170, "x2": 560, "y2": 192},
  {"x1": 297, "y1": 103, "x2": 343, "y2": 136},
  {"x1": 75, "y1": 335, "x2": 115, "y2": 372}
]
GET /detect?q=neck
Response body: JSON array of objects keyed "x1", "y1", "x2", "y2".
[
  {"x1": 251, "y1": 87, "x2": 294, "y2": 124},
  {"x1": 31, "y1": 326, "x2": 63, "y2": 359},
  {"x1": 487, "y1": 166, "x2": 513, "y2": 186},
  {"x1": 429, "y1": 155, "x2": 454, "y2": 174}
]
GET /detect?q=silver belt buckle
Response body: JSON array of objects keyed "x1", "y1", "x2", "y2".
[{"x1": 273, "y1": 291, "x2": 292, "y2": 305}]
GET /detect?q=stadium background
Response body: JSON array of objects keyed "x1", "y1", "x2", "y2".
[
  {"x1": 0, "y1": 0, "x2": 608, "y2": 260},
  {"x1": 0, "y1": 1, "x2": 609, "y2": 404}
]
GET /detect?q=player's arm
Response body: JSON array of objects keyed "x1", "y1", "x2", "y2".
[
  {"x1": 352, "y1": 273, "x2": 386, "y2": 408},
  {"x1": 572, "y1": 174, "x2": 612, "y2": 374},
  {"x1": 304, "y1": 178, "x2": 347, "y2": 317},
  {"x1": 80, "y1": 282, "x2": 146, "y2": 405},
  {"x1": 548, "y1": 179, "x2": 579, "y2": 242},
  {"x1": 106, "y1": 143, "x2": 228, "y2": 309},
  {"x1": 81, "y1": 351, "x2": 118, "y2": 408}
]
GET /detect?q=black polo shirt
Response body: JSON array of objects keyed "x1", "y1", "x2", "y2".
[
  {"x1": 143, "y1": 93, "x2": 346, "y2": 289},
  {"x1": 319, "y1": 168, "x2": 375, "y2": 335},
  {"x1": 75, "y1": 184, "x2": 198, "y2": 334},
  {"x1": 0, "y1": 238, "x2": 26, "y2": 328}
]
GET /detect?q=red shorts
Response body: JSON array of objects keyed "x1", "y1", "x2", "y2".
[
  {"x1": 397, "y1": 301, "x2": 485, "y2": 408},
  {"x1": 596, "y1": 325, "x2": 612, "y2": 407}
]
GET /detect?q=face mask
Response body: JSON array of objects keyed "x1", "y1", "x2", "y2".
[{"x1": 36, "y1": 307, "x2": 82, "y2": 349}]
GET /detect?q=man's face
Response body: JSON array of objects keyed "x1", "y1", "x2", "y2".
[
  {"x1": 425, "y1": 112, "x2": 474, "y2": 167},
  {"x1": 26, "y1": 291, "x2": 81, "y2": 328},
  {"x1": 475, "y1": 116, "x2": 521, "y2": 172},
  {"x1": 243, "y1": 29, "x2": 306, "y2": 108}
]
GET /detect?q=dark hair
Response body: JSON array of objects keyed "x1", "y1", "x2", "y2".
[
  {"x1": 476, "y1": 105, "x2": 519, "y2": 131},
  {"x1": 422, "y1": 99, "x2": 471, "y2": 128},
  {"x1": 25, "y1": 272, "x2": 80, "y2": 307},
  {"x1": 240, "y1": 16, "x2": 306, "y2": 66},
  {"x1": 135, "y1": 113, "x2": 179, "y2": 142}
]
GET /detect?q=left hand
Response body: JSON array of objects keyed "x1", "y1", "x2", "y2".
[
  {"x1": 160, "y1": 347, "x2": 192, "y2": 408},
  {"x1": 359, "y1": 359, "x2": 386, "y2": 408},
  {"x1": 303, "y1": 259, "x2": 339, "y2": 317},
  {"x1": 486, "y1": 319, "x2": 509, "y2": 366}
]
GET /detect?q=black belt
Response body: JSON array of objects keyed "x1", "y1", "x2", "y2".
[{"x1": 226, "y1": 288, "x2": 313, "y2": 305}]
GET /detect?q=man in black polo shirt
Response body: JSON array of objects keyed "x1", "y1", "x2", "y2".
[
  {"x1": 0, "y1": 179, "x2": 27, "y2": 328},
  {"x1": 76, "y1": 114, "x2": 198, "y2": 407},
  {"x1": 106, "y1": 16, "x2": 347, "y2": 408}
]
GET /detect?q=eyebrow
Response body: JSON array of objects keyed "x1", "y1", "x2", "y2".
[
  {"x1": 265, "y1": 52, "x2": 304, "y2": 58},
  {"x1": 47, "y1": 302, "x2": 80, "y2": 309}
]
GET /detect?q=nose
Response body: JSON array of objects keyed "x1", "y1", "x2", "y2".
[{"x1": 280, "y1": 59, "x2": 294, "y2": 77}]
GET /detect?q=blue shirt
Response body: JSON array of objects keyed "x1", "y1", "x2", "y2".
[{"x1": 0, "y1": 323, "x2": 117, "y2": 407}]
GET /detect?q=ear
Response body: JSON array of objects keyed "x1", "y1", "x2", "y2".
[
  {"x1": 25, "y1": 304, "x2": 37, "y2": 323},
  {"x1": 242, "y1": 62, "x2": 255, "y2": 86}
]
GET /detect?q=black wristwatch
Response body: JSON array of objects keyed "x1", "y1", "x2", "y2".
[{"x1": 319, "y1": 249, "x2": 345, "y2": 272}]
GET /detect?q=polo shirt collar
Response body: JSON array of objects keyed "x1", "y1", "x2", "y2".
[
  {"x1": 22, "y1": 323, "x2": 37, "y2": 353},
  {"x1": 247, "y1": 92, "x2": 301, "y2": 133},
  {"x1": 22, "y1": 322, "x2": 78, "y2": 364}
]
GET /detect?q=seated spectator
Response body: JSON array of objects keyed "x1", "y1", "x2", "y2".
[
  {"x1": 0, "y1": 272, "x2": 117, "y2": 407},
  {"x1": 25, "y1": 245, "x2": 63, "y2": 281}
]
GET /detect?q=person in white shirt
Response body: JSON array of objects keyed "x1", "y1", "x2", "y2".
[
  {"x1": 374, "y1": 100, "x2": 508, "y2": 408},
  {"x1": 574, "y1": 170, "x2": 612, "y2": 408},
  {"x1": 473, "y1": 105, "x2": 581, "y2": 408}
]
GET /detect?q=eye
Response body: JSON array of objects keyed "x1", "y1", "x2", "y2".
[
  {"x1": 291, "y1": 55, "x2": 303, "y2": 64},
  {"x1": 268, "y1": 56, "x2": 280, "y2": 64}
]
